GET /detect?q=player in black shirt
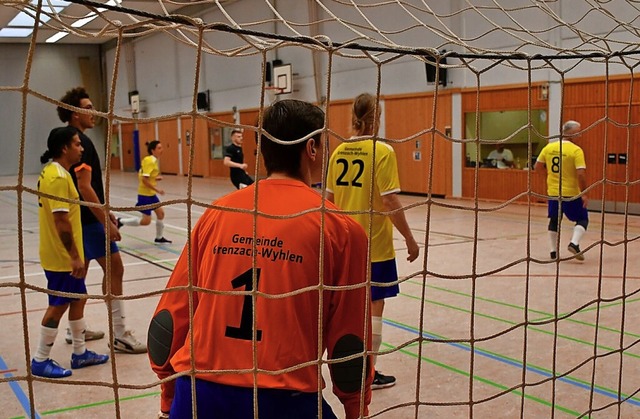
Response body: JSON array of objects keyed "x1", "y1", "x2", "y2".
[{"x1": 223, "y1": 129, "x2": 255, "y2": 189}]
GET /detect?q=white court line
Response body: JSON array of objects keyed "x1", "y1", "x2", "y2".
[{"x1": 0, "y1": 258, "x2": 179, "y2": 281}]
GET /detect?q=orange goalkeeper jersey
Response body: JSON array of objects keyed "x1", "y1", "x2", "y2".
[{"x1": 150, "y1": 178, "x2": 372, "y2": 418}]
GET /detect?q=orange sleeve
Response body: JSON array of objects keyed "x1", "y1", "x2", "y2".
[
  {"x1": 73, "y1": 163, "x2": 92, "y2": 173},
  {"x1": 149, "y1": 216, "x2": 203, "y2": 412},
  {"x1": 327, "y1": 219, "x2": 373, "y2": 418}
]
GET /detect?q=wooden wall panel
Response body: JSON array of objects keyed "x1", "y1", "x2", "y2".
[
  {"x1": 326, "y1": 100, "x2": 353, "y2": 154},
  {"x1": 206, "y1": 113, "x2": 234, "y2": 180},
  {"x1": 109, "y1": 125, "x2": 120, "y2": 170},
  {"x1": 157, "y1": 119, "x2": 179, "y2": 175},
  {"x1": 135, "y1": 121, "x2": 156, "y2": 171},
  {"x1": 240, "y1": 110, "x2": 267, "y2": 179},
  {"x1": 119, "y1": 123, "x2": 135, "y2": 172},
  {"x1": 563, "y1": 77, "x2": 640, "y2": 212},
  {"x1": 385, "y1": 92, "x2": 452, "y2": 196},
  {"x1": 180, "y1": 116, "x2": 209, "y2": 177},
  {"x1": 461, "y1": 83, "x2": 549, "y2": 113}
]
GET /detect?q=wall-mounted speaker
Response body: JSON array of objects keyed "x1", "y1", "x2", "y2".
[
  {"x1": 197, "y1": 90, "x2": 210, "y2": 111},
  {"x1": 425, "y1": 54, "x2": 447, "y2": 86}
]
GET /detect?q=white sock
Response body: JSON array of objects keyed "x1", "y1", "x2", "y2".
[
  {"x1": 571, "y1": 225, "x2": 586, "y2": 246},
  {"x1": 111, "y1": 299, "x2": 126, "y2": 338},
  {"x1": 155, "y1": 219, "x2": 164, "y2": 240},
  {"x1": 120, "y1": 216, "x2": 141, "y2": 226},
  {"x1": 372, "y1": 316, "x2": 383, "y2": 367},
  {"x1": 34, "y1": 325, "x2": 58, "y2": 362},
  {"x1": 69, "y1": 318, "x2": 87, "y2": 355},
  {"x1": 548, "y1": 231, "x2": 558, "y2": 253}
]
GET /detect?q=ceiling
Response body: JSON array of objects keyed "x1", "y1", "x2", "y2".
[{"x1": 0, "y1": 0, "x2": 209, "y2": 44}]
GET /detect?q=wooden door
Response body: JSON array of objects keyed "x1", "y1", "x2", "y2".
[
  {"x1": 240, "y1": 110, "x2": 266, "y2": 179},
  {"x1": 119, "y1": 123, "x2": 136, "y2": 172},
  {"x1": 157, "y1": 119, "x2": 180, "y2": 175},
  {"x1": 565, "y1": 104, "x2": 640, "y2": 215},
  {"x1": 136, "y1": 121, "x2": 155, "y2": 169},
  {"x1": 180, "y1": 116, "x2": 209, "y2": 177},
  {"x1": 110, "y1": 125, "x2": 121, "y2": 170},
  {"x1": 385, "y1": 93, "x2": 452, "y2": 196},
  {"x1": 326, "y1": 100, "x2": 353, "y2": 153},
  {"x1": 563, "y1": 76, "x2": 640, "y2": 214}
]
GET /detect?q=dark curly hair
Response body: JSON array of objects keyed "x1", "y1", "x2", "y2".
[{"x1": 57, "y1": 87, "x2": 90, "y2": 123}]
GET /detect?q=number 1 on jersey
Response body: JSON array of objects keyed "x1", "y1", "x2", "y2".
[{"x1": 225, "y1": 268, "x2": 263, "y2": 341}]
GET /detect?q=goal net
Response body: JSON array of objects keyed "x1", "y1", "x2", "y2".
[{"x1": 2, "y1": 1, "x2": 640, "y2": 418}]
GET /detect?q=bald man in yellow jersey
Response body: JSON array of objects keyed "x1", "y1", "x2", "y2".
[{"x1": 535, "y1": 120, "x2": 589, "y2": 260}]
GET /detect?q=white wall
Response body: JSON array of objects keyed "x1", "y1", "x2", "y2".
[{"x1": 0, "y1": 44, "x2": 104, "y2": 175}]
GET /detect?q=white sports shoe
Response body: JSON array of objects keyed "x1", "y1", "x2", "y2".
[
  {"x1": 65, "y1": 327, "x2": 105, "y2": 344},
  {"x1": 110, "y1": 330, "x2": 147, "y2": 354}
]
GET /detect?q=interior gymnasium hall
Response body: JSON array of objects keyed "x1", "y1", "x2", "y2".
[{"x1": 1, "y1": 1, "x2": 640, "y2": 418}]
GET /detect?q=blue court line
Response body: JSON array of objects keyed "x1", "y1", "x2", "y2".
[
  {"x1": 384, "y1": 319, "x2": 640, "y2": 408},
  {"x1": 0, "y1": 356, "x2": 41, "y2": 419}
]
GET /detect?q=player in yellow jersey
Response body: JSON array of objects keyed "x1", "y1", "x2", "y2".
[
  {"x1": 535, "y1": 120, "x2": 589, "y2": 260},
  {"x1": 32, "y1": 126, "x2": 109, "y2": 379},
  {"x1": 118, "y1": 140, "x2": 172, "y2": 243},
  {"x1": 148, "y1": 100, "x2": 372, "y2": 419},
  {"x1": 326, "y1": 93, "x2": 420, "y2": 389}
]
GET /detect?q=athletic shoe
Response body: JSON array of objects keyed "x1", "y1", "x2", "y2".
[
  {"x1": 65, "y1": 327, "x2": 105, "y2": 344},
  {"x1": 71, "y1": 349, "x2": 109, "y2": 369},
  {"x1": 111, "y1": 330, "x2": 147, "y2": 354},
  {"x1": 372, "y1": 371, "x2": 396, "y2": 390},
  {"x1": 550, "y1": 251, "x2": 557, "y2": 260},
  {"x1": 31, "y1": 358, "x2": 72, "y2": 378},
  {"x1": 567, "y1": 243, "x2": 585, "y2": 261},
  {"x1": 154, "y1": 237, "x2": 172, "y2": 244}
]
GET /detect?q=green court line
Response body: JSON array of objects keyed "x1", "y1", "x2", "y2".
[
  {"x1": 9, "y1": 391, "x2": 161, "y2": 418},
  {"x1": 380, "y1": 341, "x2": 583, "y2": 416},
  {"x1": 399, "y1": 290, "x2": 640, "y2": 361},
  {"x1": 385, "y1": 316, "x2": 640, "y2": 407},
  {"x1": 419, "y1": 282, "x2": 640, "y2": 340},
  {"x1": 533, "y1": 297, "x2": 640, "y2": 324}
]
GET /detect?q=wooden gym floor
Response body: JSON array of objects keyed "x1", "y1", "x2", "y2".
[{"x1": 1, "y1": 171, "x2": 639, "y2": 418}]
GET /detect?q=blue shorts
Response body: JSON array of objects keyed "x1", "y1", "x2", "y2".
[
  {"x1": 136, "y1": 194, "x2": 160, "y2": 216},
  {"x1": 371, "y1": 259, "x2": 399, "y2": 302},
  {"x1": 548, "y1": 199, "x2": 588, "y2": 223},
  {"x1": 170, "y1": 376, "x2": 337, "y2": 419},
  {"x1": 44, "y1": 270, "x2": 87, "y2": 306},
  {"x1": 83, "y1": 222, "x2": 119, "y2": 261}
]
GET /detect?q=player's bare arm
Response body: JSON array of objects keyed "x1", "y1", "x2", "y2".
[
  {"x1": 577, "y1": 168, "x2": 588, "y2": 208},
  {"x1": 223, "y1": 156, "x2": 248, "y2": 171},
  {"x1": 533, "y1": 160, "x2": 545, "y2": 173},
  {"x1": 53, "y1": 212, "x2": 86, "y2": 279},
  {"x1": 142, "y1": 176, "x2": 164, "y2": 195},
  {"x1": 380, "y1": 193, "x2": 419, "y2": 262}
]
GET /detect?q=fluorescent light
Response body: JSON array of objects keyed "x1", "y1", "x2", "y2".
[
  {"x1": 46, "y1": 31, "x2": 68, "y2": 43},
  {"x1": 47, "y1": 0, "x2": 122, "y2": 43}
]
